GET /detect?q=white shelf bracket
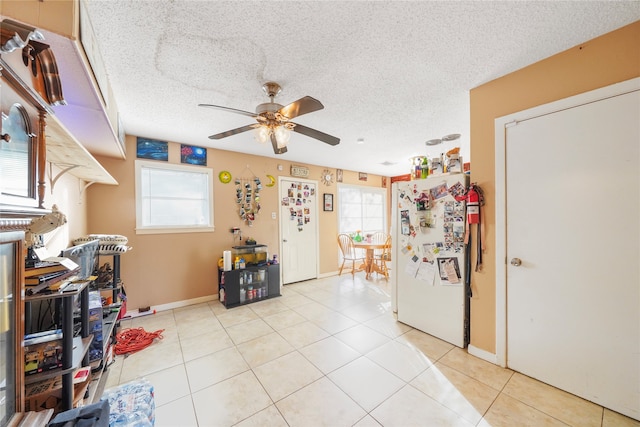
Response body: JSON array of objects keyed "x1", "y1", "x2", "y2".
[
  {"x1": 79, "y1": 180, "x2": 97, "y2": 196},
  {"x1": 49, "y1": 162, "x2": 81, "y2": 193}
]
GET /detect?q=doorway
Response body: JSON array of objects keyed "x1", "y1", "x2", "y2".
[
  {"x1": 495, "y1": 78, "x2": 639, "y2": 419},
  {"x1": 278, "y1": 177, "x2": 319, "y2": 284}
]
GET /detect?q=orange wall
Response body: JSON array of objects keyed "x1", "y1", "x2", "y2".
[
  {"x1": 88, "y1": 136, "x2": 385, "y2": 311},
  {"x1": 0, "y1": 0, "x2": 77, "y2": 38},
  {"x1": 468, "y1": 21, "x2": 640, "y2": 353}
]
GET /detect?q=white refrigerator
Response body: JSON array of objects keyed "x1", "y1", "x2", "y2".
[{"x1": 391, "y1": 173, "x2": 470, "y2": 347}]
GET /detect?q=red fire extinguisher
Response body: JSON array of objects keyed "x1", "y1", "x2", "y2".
[
  {"x1": 466, "y1": 185, "x2": 480, "y2": 224},
  {"x1": 455, "y1": 183, "x2": 485, "y2": 271}
]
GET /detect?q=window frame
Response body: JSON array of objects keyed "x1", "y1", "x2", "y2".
[
  {"x1": 337, "y1": 183, "x2": 387, "y2": 236},
  {"x1": 134, "y1": 159, "x2": 214, "y2": 235}
]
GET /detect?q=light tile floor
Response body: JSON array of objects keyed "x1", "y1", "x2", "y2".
[{"x1": 103, "y1": 274, "x2": 639, "y2": 427}]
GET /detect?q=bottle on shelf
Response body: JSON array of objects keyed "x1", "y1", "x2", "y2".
[{"x1": 421, "y1": 156, "x2": 429, "y2": 179}]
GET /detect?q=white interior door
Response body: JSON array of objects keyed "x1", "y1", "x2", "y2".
[
  {"x1": 279, "y1": 177, "x2": 319, "y2": 284},
  {"x1": 503, "y1": 84, "x2": 639, "y2": 419}
]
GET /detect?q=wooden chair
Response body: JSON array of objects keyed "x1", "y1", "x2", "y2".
[
  {"x1": 374, "y1": 234, "x2": 392, "y2": 280},
  {"x1": 371, "y1": 231, "x2": 388, "y2": 259},
  {"x1": 337, "y1": 234, "x2": 365, "y2": 277}
]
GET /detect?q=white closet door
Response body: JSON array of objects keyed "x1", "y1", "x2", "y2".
[{"x1": 505, "y1": 87, "x2": 639, "y2": 419}]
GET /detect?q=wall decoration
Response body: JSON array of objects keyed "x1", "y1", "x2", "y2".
[
  {"x1": 320, "y1": 169, "x2": 334, "y2": 186},
  {"x1": 336, "y1": 169, "x2": 343, "y2": 183},
  {"x1": 266, "y1": 174, "x2": 276, "y2": 187},
  {"x1": 136, "y1": 137, "x2": 168, "y2": 161},
  {"x1": 323, "y1": 193, "x2": 333, "y2": 211},
  {"x1": 359, "y1": 172, "x2": 368, "y2": 181},
  {"x1": 290, "y1": 165, "x2": 309, "y2": 178},
  {"x1": 235, "y1": 166, "x2": 262, "y2": 226},
  {"x1": 181, "y1": 144, "x2": 207, "y2": 166},
  {"x1": 219, "y1": 171, "x2": 232, "y2": 183}
]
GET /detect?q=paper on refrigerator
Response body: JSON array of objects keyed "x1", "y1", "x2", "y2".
[{"x1": 416, "y1": 261, "x2": 437, "y2": 285}]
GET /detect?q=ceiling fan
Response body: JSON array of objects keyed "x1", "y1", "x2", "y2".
[{"x1": 199, "y1": 82, "x2": 340, "y2": 154}]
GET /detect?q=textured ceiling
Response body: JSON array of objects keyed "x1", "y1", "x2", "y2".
[{"x1": 81, "y1": 1, "x2": 639, "y2": 177}]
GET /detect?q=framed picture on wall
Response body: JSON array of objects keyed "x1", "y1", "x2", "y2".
[
  {"x1": 323, "y1": 193, "x2": 333, "y2": 211},
  {"x1": 180, "y1": 144, "x2": 207, "y2": 166},
  {"x1": 136, "y1": 137, "x2": 168, "y2": 161}
]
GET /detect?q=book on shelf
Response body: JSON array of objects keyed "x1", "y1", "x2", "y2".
[
  {"x1": 24, "y1": 329, "x2": 63, "y2": 346},
  {"x1": 24, "y1": 268, "x2": 80, "y2": 296},
  {"x1": 24, "y1": 268, "x2": 79, "y2": 286},
  {"x1": 24, "y1": 257, "x2": 79, "y2": 277},
  {"x1": 25, "y1": 263, "x2": 69, "y2": 278},
  {"x1": 25, "y1": 270, "x2": 69, "y2": 285}
]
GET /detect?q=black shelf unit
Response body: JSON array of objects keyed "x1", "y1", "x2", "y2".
[
  {"x1": 93, "y1": 252, "x2": 124, "y2": 302},
  {"x1": 219, "y1": 264, "x2": 280, "y2": 308},
  {"x1": 24, "y1": 280, "x2": 93, "y2": 411},
  {"x1": 85, "y1": 252, "x2": 125, "y2": 403}
]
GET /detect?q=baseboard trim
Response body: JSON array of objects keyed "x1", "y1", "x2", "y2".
[
  {"x1": 318, "y1": 271, "x2": 340, "y2": 279},
  {"x1": 129, "y1": 294, "x2": 217, "y2": 315},
  {"x1": 468, "y1": 344, "x2": 498, "y2": 365}
]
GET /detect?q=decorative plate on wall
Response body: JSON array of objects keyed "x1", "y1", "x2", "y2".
[{"x1": 219, "y1": 170, "x2": 232, "y2": 183}]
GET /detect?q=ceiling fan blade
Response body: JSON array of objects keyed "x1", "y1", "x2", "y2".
[
  {"x1": 292, "y1": 123, "x2": 340, "y2": 146},
  {"x1": 278, "y1": 96, "x2": 324, "y2": 119},
  {"x1": 208, "y1": 124, "x2": 257, "y2": 140},
  {"x1": 198, "y1": 103, "x2": 257, "y2": 118},
  {"x1": 270, "y1": 133, "x2": 288, "y2": 154}
]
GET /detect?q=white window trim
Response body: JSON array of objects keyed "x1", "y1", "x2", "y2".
[
  {"x1": 337, "y1": 183, "x2": 387, "y2": 235},
  {"x1": 135, "y1": 160, "x2": 214, "y2": 235}
]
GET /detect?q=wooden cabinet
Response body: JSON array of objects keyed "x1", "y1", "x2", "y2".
[{"x1": 0, "y1": 231, "x2": 25, "y2": 424}]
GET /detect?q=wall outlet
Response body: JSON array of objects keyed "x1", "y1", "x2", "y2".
[{"x1": 271, "y1": 212, "x2": 277, "y2": 219}]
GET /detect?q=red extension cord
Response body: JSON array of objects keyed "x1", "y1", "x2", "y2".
[{"x1": 114, "y1": 327, "x2": 164, "y2": 355}]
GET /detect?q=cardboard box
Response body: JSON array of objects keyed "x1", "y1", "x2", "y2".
[{"x1": 24, "y1": 375, "x2": 89, "y2": 412}]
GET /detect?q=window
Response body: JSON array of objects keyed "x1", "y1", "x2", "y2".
[
  {"x1": 337, "y1": 184, "x2": 387, "y2": 235},
  {"x1": 135, "y1": 160, "x2": 214, "y2": 234},
  {"x1": 1, "y1": 104, "x2": 38, "y2": 211}
]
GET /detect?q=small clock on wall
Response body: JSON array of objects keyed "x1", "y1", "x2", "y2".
[{"x1": 321, "y1": 169, "x2": 334, "y2": 186}]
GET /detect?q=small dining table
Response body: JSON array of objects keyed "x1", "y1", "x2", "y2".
[{"x1": 353, "y1": 241, "x2": 390, "y2": 280}]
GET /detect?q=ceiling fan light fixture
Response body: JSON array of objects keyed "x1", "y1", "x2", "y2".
[
  {"x1": 274, "y1": 125, "x2": 291, "y2": 148},
  {"x1": 254, "y1": 126, "x2": 270, "y2": 144}
]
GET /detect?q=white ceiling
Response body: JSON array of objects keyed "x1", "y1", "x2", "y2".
[{"x1": 77, "y1": 1, "x2": 639, "y2": 177}]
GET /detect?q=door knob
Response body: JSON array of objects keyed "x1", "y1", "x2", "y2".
[
  {"x1": 510, "y1": 258, "x2": 522, "y2": 266},
  {"x1": 282, "y1": 239, "x2": 288, "y2": 243}
]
